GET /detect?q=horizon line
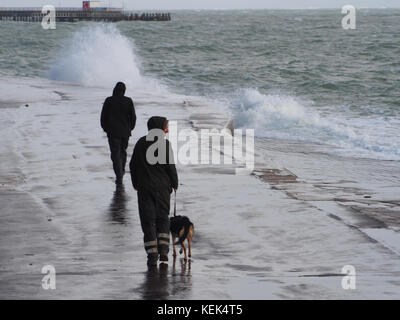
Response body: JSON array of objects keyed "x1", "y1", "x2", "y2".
[{"x1": 1, "y1": 6, "x2": 400, "y2": 10}]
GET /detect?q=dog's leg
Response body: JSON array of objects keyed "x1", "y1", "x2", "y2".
[
  {"x1": 187, "y1": 227, "x2": 193, "y2": 259},
  {"x1": 188, "y1": 237, "x2": 192, "y2": 259},
  {"x1": 178, "y1": 227, "x2": 185, "y2": 255},
  {"x1": 182, "y1": 242, "x2": 187, "y2": 261},
  {"x1": 172, "y1": 254, "x2": 177, "y2": 274},
  {"x1": 172, "y1": 235, "x2": 177, "y2": 257}
]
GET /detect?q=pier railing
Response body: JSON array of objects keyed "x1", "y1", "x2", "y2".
[
  {"x1": 0, "y1": 7, "x2": 123, "y2": 11},
  {"x1": 0, "y1": 8, "x2": 172, "y2": 22}
]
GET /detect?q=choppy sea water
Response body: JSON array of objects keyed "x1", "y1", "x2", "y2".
[{"x1": 0, "y1": 9, "x2": 399, "y2": 160}]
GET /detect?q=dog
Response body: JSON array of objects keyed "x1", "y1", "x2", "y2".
[{"x1": 169, "y1": 215, "x2": 194, "y2": 261}]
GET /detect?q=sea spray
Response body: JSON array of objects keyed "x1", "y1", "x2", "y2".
[
  {"x1": 232, "y1": 88, "x2": 355, "y2": 140},
  {"x1": 48, "y1": 24, "x2": 161, "y2": 91},
  {"x1": 231, "y1": 88, "x2": 400, "y2": 160}
]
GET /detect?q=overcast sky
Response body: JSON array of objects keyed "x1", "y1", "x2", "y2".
[{"x1": 0, "y1": 0, "x2": 399, "y2": 10}]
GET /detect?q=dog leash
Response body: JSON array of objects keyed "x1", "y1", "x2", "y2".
[{"x1": 174, "y1": 189, "x2": 177, "y2": 217}]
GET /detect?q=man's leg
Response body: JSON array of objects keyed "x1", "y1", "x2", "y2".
[
  {"x1": 155, "y1": 190, "x2": 171, "y2": 260},
  {"x1": 138, "y1": 190, "x2": 158, "y2": 266},
  {"x1": 120, "y1": 137, "x2": 129, "y2": 177},
  {"x1": 108, "y1": 137, "x2": 123, "y2": 184}
]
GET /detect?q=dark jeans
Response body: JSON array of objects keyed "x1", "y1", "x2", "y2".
[
  {"x1": 108, "y1": 137, "x2": 129, "y2": 183},
  {"x1": 137, "y1": 189, "x2": 171, "y2": 260}
]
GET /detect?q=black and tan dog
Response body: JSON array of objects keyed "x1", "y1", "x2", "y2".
[{"x1": 170, "y1": 215, "x2": 194, "y2": 260}]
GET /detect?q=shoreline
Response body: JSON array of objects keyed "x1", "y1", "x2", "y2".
[{"x1": 1, "y1": 76, "x2": 400, "y2": 299}]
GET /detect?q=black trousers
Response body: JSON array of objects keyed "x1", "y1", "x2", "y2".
[
  {"x1": 137, "y1": 189, "x2": 171, "y2": 260},
  {"x1": 108, "y1": 137, "x2": 129, "y2": 182}
]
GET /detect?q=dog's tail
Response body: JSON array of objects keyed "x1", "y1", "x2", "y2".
[{"x1": 174, "y1": 224, "x2": 192, "y2": 245}]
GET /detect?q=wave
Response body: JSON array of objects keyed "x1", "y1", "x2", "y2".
[
  {"x1": 231, "y1": 88, "x2": 400, "y2": 160},
  {"x1": 45, "y1": 24, "x2": 400, "y2": 161},
  {"x1": 48, "y1": 24, "x2": 162, "y2": 91}
]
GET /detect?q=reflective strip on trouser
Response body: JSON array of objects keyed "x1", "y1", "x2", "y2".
[
  {"x1": 157, "y1": 233, "x2": 170, "y2": 253},
  {"x1": 157, "y1": 233, "x2": 170, "y2": 239},
  {"x1": 146, "y1": 247, "x2": 158, "y2": 254},
  {"x1": 144, "y1": 240, "x2": 158, "y2": 254}
]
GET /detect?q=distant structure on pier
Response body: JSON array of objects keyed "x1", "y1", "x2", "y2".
[{"x1": 0, "y1": 1, "x2": 171, "y2": 22}]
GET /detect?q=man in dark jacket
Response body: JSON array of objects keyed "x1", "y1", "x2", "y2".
[
  {"x1": 130, "y1": 116, "x2": 178, "y2": 266},
  {"x1": 101, "y1": 82, "x2": 136, "y2": 186}
]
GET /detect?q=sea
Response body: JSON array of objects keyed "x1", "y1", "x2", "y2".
[{"x1": 1, "y1": 9, "x2": 399, "y2": 161}]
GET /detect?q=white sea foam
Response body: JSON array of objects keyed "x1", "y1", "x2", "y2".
[
  {"x1": 232, "y1": 88, "x2": 400, "y2": 160},
  {"x1": 48, "y1": 24, "x2": 163, "y2": 91}
]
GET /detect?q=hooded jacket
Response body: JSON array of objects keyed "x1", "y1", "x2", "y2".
[
  {"x1": 130, "y1": 116, "x2": 178, "y2": 193},
  {"x1": 101, "y1": 83, "x2": 136, "y2": 138}
]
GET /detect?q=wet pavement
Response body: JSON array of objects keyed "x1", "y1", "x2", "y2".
[{"x1": 1, "y1": 77, "x2": 400, "y2": 299}]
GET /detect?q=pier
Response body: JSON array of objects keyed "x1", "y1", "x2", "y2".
[{"x1": 0, "y1": 1, "x2": 171, "y2": 22}]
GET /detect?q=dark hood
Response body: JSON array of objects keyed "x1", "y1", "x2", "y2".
[
  {"x1": 113, "y1": 82, "x2": 126, "y2": 96},
  {"x1": 147, "y1": 116, "x2": 167, "y2": 131}
]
